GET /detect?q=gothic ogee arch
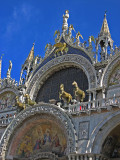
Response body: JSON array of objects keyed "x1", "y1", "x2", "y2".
[
  {"x1": 26, "y1": 54, "x2": 96, "y2": 100},
  {"x1": 0, "y1": 103, "x2": 77, "y2": 160}
]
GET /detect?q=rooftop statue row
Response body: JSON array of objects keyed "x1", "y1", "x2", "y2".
[
  {"x1": 44, "y1": 10, "x2": 119, "y2": 64},
  {"x1": 0, "y1": 10, "x2": 120, "y2": 87}
]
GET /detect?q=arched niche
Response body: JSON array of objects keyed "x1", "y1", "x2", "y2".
[
  {"x1": 36, "y1": 67, "x2": 89, "y2": 103},
  {"x1": 108, "y1": 64, "x2": 120, "y2": 87},
  {"x1": 26, "y1": 54, "x2": 96, "y2": 100},
  {"x1": 86, "y1": 110, "x2": 120, "y2": 155},
  {"x1": 102, "y1": 124, "x2": 120, "y2": 158},
  {"x1": 102, "y1": 55, "x2": 120, "y2": 88},
  {"x1": 9, "y1": 114, "x2": 67, "y2": 159},
  {"x1": 0, "y1": 103, "x2": 77, "y2": 160}
]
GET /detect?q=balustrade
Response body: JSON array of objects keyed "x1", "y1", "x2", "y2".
[
  {"x1": 0, "y1": 116, "x2": 14, "y2": 126},
  {"x1": 68, "y1": 154, "x2": 109, "y2": 160},
  {"x1": 68, "y1": 96, "x2": 120, "y2": 113}
]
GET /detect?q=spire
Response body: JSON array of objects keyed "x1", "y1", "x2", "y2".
[
  {"x1": 100, "y1": 11, "x2": 111, "y2": 37},
  {"x1": 95, "y1": 12, "x2": 114, "y2": 62},
  {"x1": 27, "y1": 42, "x2": 35, "y2": 62}
]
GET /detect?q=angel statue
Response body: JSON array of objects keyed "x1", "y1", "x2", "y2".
[
  {"x1": 75, "y1": 31, "x2": 83, "y2": 46},
  {"x1": 88, "y1": 36, "x2": 95, "y2": 46},
  {"x1": 54, "y1": 30, "x2": 60, "y2": 43},
  {"x1": 68, "y1": 24, "x2": 75, "y2": 38},
  {"x1": 7, "y1": 60, "x2": 12, "y2": 78},
  {"x1": 45, "y1": 43, "x2": 52, "y2": 57}
]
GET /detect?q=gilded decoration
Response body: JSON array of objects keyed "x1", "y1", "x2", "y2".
[
  {"x1": 59, "y1": 84, "x2": 72, "y2": 104},
  {"x1": 108, "y1": 65, "x2": 120, "y2": 86},
  {"x1": 15, "y1": 120, "x2": 67, "y2": 158},
  {"x1": 53, "y1": 42, "x2": 68, "y2": 56},
  {"x1": 0, "y1": 91, "x2": 16, "y2": 110},
  {"x1": 72, "y1": 81, "x2": 85, "y2": 102}
]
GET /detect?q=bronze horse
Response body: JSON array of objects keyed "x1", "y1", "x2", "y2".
[
  {"x1": 72, "y1": 81, "x2": 85, "y2": 102},
  {"x1": 59, "y1": 84, "x2": 72, "y2": 104}
]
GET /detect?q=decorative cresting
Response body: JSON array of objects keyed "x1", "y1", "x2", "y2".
[
  {"x1": 26, "y1": 54, "x2": 96, "y2": 99},
  {"x1": 0, "y1": 103, "x2": 77, "y2": 160},
  {"x1": 86, "y1": 110, "x2": 120, "y2": 154},
  {"x1": 102, "y1": 54, "x2": 120, "y2": 87}
]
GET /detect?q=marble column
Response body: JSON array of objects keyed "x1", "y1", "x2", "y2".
[{"x1": 92, "y1": 91, "x2": 96, "y2": 108}]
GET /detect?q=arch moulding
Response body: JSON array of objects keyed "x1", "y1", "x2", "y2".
[
  {"x1": 101, "y1": 55, "x2": 120, "y2": 87},
  {"x1": 26, "y1": 54, "x2": 96, "y2": 100},
  {"x1": 86, "y1": 110, "x2": 120, "y2": 154},
  {"x1": 0, "y1": 103, "x2": 77, "y2": 160}
]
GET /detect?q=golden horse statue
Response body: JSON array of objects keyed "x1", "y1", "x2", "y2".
[
  {"x1": 24, "y1": 94, "x2": 36, "y2": 106},
  {"x1": 59, "y1": 84, "x2": 72, "y2": 104},
  {"x1": 15, "y1": 96, "x2": 26, "y2": 110},
  {"x1": 72, "y1": 81, "x2": 85, "y2": 102}
]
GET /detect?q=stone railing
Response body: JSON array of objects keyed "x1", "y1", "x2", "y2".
[
  {"x1": 0, "y1": 116, "x2": 15, "y2": 127},
  {"x1": 0, "y1": 107, "x2": 17, "y2": 127},
  {"x1": 68, "y1": 96, "x2": 120, "y2": 114},
  {"x1": 68, "y1": 153, "x2": 109, "y2": 160}
]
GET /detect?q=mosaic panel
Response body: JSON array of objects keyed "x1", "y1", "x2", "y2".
[
  {"x1": 15, "y1": 120, "x2": 67, "y2": 158},
  {"x1": 0, "y1": 91, "x2": 16, "y2": 110},
  {"x1": 109, "y1": 65, "x2": 120, "y2": 86}
]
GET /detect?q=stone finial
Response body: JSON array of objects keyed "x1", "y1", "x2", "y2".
[
  {"x1": 62, "y1": 10, "x2": 69, "y2": 33},
  {"x1": 7, "y1": 60, "x2": 12, "y2": 78},
  {"x1": 27, "y1": 42, "x2": 35, "y2": 62}
]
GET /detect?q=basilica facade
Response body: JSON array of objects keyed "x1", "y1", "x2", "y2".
[{"x1": 0, "y1": 11, "x2": 120, "y2": 160}]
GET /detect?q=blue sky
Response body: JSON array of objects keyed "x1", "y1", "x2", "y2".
[{"x1": 0, "y1": 0, "x2": 120, "y2": 82}]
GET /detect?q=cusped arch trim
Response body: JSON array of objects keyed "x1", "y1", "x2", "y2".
[
  {"x1": 0, "y1": 103, "x2": 77, "y2": 160},
  {"x1": 101, "y1": 55, "x2": 120, "y2": 87},
  {"x1": 26, "y1": 54, "x2": 96, "y2": 100},
  {"x1": 86, "y1": 110, "x2": 120, "y2": 154}
]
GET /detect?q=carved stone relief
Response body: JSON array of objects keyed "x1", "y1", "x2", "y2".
[{"x1": 78, "y1": 121, "x2": 89, "y2": 140}]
